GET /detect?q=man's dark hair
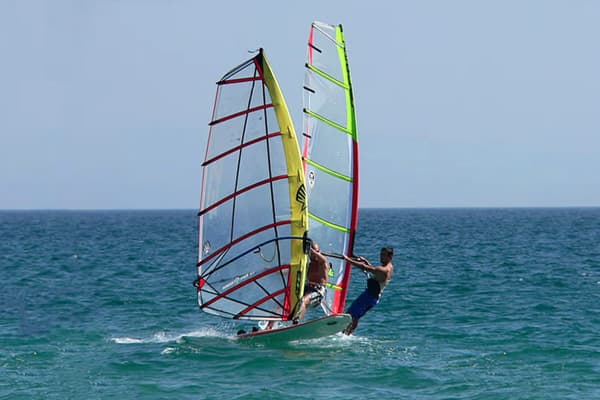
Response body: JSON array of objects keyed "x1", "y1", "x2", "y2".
[{"x1": 381, "y1": 246, "x2": 394, "y2": 257}]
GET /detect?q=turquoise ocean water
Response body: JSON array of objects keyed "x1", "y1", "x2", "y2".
[{"x1": 1, "y1": 208, "x2": 599, "y2": 399}]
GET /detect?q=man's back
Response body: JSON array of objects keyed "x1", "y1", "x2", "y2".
[{"x1": 373, "y1": 261, "x2": 393, "y2": 284}]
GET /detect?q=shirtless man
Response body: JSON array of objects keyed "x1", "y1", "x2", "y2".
[
  {"x1": 343, "y1": 247, "x2": 394, "y2": 335},
  {"x1": 295, "y1": 242, "x2": 329, "y2": 322},
  {"x1": 261, "y1": 242, "x2": 329, "y2": 331}
]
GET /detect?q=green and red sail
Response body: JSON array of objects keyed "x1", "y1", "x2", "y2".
[{"x1": 302, "y1": 22, "x2": 360, "y2": 314}]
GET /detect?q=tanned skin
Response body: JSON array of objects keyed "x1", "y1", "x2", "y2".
[
  {"x1": 296, "y1": 242, "x2": 329, "y2": 321},
  {"x1": 264, "y1": 242, "x2": 329, "y2": 330}
]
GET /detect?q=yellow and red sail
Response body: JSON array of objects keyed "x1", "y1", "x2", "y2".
[{"x1": 196, "y1": 49, "x2": 308, "y2": 321}]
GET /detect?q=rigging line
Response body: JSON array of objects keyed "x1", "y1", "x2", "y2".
[
  {"x1": 204, "y1": 295, "x2": 254, "y2": 316},
  {"x1": 209, "y1": 104, "x2": 273, "y2": 127},
  {"x1": 202, "y1": 297, "x2": 252, "y2": 315},
  {"x1": 228, "y1": 58, "x2": 258, "y2": 245},
  {"x1": 201, "y1": 264, "x2": 290, "y2": 308},
  {"x1": 254, "y1": 278, "x2": 285, "y2": 311},
  {"x1": 312, "y1": 22, "x2": 344, "y2": 49},
  {"x1": 219, "y1": 237, "x2": 300, "y2": 270},
  {"x1": 235, "y1": 287, "x2": 287, "y2": 319},
  {"x1": 198, "y1": 175, "x2": 288, "y2": 217},
  {"x1": 201, "y1": 307, "x2": 237, "y2": 318},
  {"x1": 257, "y1": 245, "x2": 278, "y2": 262},
  {"x1": 197, "y1": 222, "x2": 293, "y2": 268},
  {"x1": 256, "y1": 310, "x2": 282, "y2": 320},
  {"x1": 239, "y1": 303, "x2": 283, "y2": 319},
  {"x1": 208, "y1": 299, "x2": 285, "y2": 319},
  {"x1": 202, "y1": 132, "x2": 281, "y2": 167},
  {"x1": 200, "y1": 236, "x2": 303, "y2": 280},
  {"x1": 219, "y1": 57, "x2": 254, "y2": 83},
  {"x1": 261, "y1": 60, "x2": 285, "y2": 282},
  {"x1": 198, "y1": 279, "x2": 219, "y2": 297}
]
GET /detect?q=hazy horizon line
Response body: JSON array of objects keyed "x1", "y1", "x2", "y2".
[{"x1": 1, "y1": 206, "x2": 599, "y2": 212}]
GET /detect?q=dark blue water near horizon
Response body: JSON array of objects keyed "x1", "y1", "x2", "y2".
[{"x1": 1, "y1": 208, "x2": 599, "y2": 399}]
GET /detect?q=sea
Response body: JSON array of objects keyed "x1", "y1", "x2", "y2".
[{"x1": 1, "y1": 208, "x2": 599, "y2": 399}]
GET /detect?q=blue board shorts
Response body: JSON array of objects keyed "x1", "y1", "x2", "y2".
[{"x1": 347, "y1": 289, "x2": 379, "y2": 320}]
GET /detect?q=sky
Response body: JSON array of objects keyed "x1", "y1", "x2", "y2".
[{"x1": 1, "y1": 0, "x2": 599, "y2": 209}]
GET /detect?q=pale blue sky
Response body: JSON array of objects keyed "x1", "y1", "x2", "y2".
[{"x1": 1, "y1": 1, "x2": 599, "y2": 209}]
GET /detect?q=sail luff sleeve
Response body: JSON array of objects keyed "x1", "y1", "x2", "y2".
[{"x1": 334, "y1": 23, "x2": 360, "y2": 313}]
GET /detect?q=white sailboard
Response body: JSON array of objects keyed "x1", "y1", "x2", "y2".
[{"x1": 236, "y1": 313, "x2": 351, "y2": 343}]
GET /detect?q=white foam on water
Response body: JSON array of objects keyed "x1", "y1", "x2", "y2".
[
  {"x1": 111, "y1": 337, "x2": 145, "y2": 344},
  {"x1": 161, "y1": 347, "x2": 176, "y2": 355},
  {"x1": 111, "y1": 327, "x2": 229, "y2": 345},
  {"x1": 287, "y1": 331, "x2": 362, "y2": 348},
  {"x1": 179, "y1": 327, "x2": 227, "y2": 339}
]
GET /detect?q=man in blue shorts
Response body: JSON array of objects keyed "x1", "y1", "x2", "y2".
[{"x1": 343, "y1": 247, "x2": 394, "y2": 335}]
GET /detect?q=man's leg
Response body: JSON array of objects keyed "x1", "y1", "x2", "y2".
[
  {"x1": 295, "y1": 295, "x2": 310, "y2": 322},
  {"x1": 343, "y1": 318, "x2": 358, "y2": 335}
]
